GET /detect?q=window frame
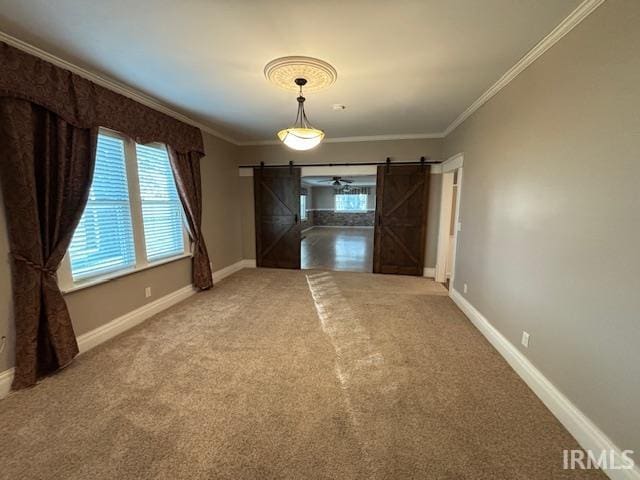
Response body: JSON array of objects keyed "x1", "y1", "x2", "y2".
[
  {"x1": 135, "y1": 141, "x2": 188, "y2": 263},
  {"x1": 57, "y1": 128, "x2": 191, "y2": 293},
  {"x1": 334, "y1": 193, "x2": 369, "y2": 212},
  {"x1": 300, "y1": 195, "x2": 307, "y2": 220}
]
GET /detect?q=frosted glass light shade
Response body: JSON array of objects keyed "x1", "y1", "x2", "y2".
[{"x1": 277, "y1": 127, "x2": 325, "y2": 151}]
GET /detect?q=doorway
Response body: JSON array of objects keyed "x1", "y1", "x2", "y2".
[
  {"x1": 435, "y1": 154, "x2": 464, "y2": 291},
  {"x1": 253, "y1": 162, "x2": 432, "y2": 276},
  {"x1": 300, "y1": 174, "x2": 375, "y2": 273}
]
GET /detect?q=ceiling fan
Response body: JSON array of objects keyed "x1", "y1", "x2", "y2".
[{"x1": 320, "y1": 176, "x2": 354, "y2": 187}]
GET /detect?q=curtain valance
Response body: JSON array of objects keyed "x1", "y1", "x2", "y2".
[{"x1": 0, "y1": 42, "x2": 204, "y2": 155}]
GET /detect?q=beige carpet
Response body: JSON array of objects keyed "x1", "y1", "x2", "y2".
[{"x1": 0, "y1": 268, "x2": 604, "y2": 479}]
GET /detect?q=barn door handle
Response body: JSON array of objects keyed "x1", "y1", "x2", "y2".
[
  {"x1": 377, "y1": 215, "x2": 382, "y2": 226},
  {"x1": 294, "y1": 213, "x2": 299, "y2": 223}
]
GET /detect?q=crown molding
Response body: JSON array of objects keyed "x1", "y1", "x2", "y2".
[
  {"x1": 0, "y1": 29, "x2": 442, "y2": 147},
  {"x1": 2, "y1": 0, "x2": 605, "y2": 147},
  {"x1": 0, "y1": 30, "x2": 241, "y2": 145},
  {"x1": 443, "y1": 0, "x2": 605, "y2": 137},
  {"x1": 1, "y1": 29, "x2": 443, "y2": 147},
  {"x1": 235, "y1": 0, "x2": 605, "y2": 145},
  {"x1": 238, "y1": 132, "x2": 445, "y2": 147},
  {"x1": 326, "y1": 133, "x2": 445, "y2": 143}
]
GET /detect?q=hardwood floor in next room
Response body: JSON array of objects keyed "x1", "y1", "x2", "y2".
[{"x1": 301, "y1": 226, "x2": 374, "y2": 273}]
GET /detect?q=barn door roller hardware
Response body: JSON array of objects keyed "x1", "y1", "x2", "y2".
[{"x1": 243, "y1": 157, "x2": 437, "y2": 169}]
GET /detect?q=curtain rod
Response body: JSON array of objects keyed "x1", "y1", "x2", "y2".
[{"x1": 238, "y1": 157, "x2": 441, "y2": 169}]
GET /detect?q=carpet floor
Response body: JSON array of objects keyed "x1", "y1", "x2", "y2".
[{"x1": 0, "y1": 268, "x2": 604, "y2": 479}]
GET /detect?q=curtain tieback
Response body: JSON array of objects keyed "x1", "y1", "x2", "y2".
[{"x1": 11, "y1": 253, "x2": 57, "y2": 277}]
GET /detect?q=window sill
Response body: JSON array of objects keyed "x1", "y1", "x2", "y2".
[{"x1": 61, "y1": 252, "x2": 192, "y2": 295}]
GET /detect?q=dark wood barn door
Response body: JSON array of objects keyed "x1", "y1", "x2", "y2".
[
  {"x1": 373, "y1": 164, "x2": 430, "y2": 275},
  {"x1": 254, "y1": 166, "x2": 301, "y2": 269}
]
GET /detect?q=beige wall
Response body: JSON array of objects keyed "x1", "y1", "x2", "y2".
[
  {"x1": 310, "y1": 187, "x2": 335, "y2": 210},
  {"x1": 237, "y1": 137, "x2": 443, "y2": 166},
  {"x1": 240, "y1": 176, "x2": 256, "y2": 260},
  {"x1": 200, "y1": 132, "x2": 244, "y2": 271},
  {"x1": 66, "y1": 259, "x2": 192, "y2": 336},
  {"x1": 0, "y1": 130, "x2": 243, "y2": 372},
  {"x1": 444, "y1": 0, "x2": 640, "y2": 457}
]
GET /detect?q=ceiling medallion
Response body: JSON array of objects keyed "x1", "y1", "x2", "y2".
[
  {"x1": 266, "y1": 56, "x2": 336, "y2": 150},
  {"x1": 264, "y1": 56, "x2": 337, "y2": 93}
]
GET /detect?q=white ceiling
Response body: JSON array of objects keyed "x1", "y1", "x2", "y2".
[
  {"x1": 303, "y1": 175, "x2": 376, "y2": 187},
  {"x1": 0, "y1": 0, "x2": 581, "y2": 142}
]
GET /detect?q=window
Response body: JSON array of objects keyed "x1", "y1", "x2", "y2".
[
  {"x1": 300, "y1": 195, "x2": 307, "y2": 220},
  {"x1": 68, "y1": 134, "x2": 136, "y2": 280},
  {"x1": 61, "y1": 130, "x2": 188, "y2": 288},
  {"x1": 335, "y1": 194, "x2": 368, "y2": 212},
  {"x1": 136, "y1": 144, "x2": 185, "y2": 261}
]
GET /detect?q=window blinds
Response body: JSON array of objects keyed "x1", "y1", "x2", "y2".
[
  {"x1": 335, "y1": 194, "x2": 368, "y2": 211},
  {"x1": 68, "y1": 134, "x2": 136, "y2": 280},
  {"x1": 135, "y1": 144, "x2": 185, "y2": 262}
]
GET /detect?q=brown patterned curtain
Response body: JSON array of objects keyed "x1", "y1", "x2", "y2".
[
  {"x1": 168, "y1": 148, "x2": 213, "y2": 290},
  {"x1": 0, "y1": 41, "x2": 208, "y2": 389},
  {"x1": 0, "y1": 99, "x2": 97, "y2": 389}
]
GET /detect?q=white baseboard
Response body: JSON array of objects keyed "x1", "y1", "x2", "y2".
[
  {"x1": 450, "y1": 289, "x2": 639, "y2": 480},
  {"x1": 80, "y1": 260, "x2": 255, "y2": 353},
  {"x1": 301, "y1": 226, "x2": 315, "y2": 233},
  {"x1": 423, "y1": 267, "x2": 436, "y2": 278},
  {"x1": 211, "y1": 259, "x2": 243, "y2": 283},
  {"x1": 76, "y1": 284, "x2": 197, "y2": 354},
  {"x1": 0, "y1": 368, "x2": 15, "y2": 399},
  {"x1": 240, "y1": 259, "x2": 256, "y2": 269},
  {"x1": 0, "y1": 260, "x2": 257, "y2": 399},
  {"x1": 0, "y1": 286, "x2": 196, "y2": 398}
]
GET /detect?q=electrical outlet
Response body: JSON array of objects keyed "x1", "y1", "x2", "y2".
[
  {"x1": 145, "y1": 287, "x2": 152, "y2": 298},
  {"x1": 463, "y1": 283, "x2": 468, "y2": 294},
  {"x1": 0, "y1": 336, "x2": 6, "y2": 353},
  {"x1": 521, "y1": 331, "x2": 530, "y2": 348}
]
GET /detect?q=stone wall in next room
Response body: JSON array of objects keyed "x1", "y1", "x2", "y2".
[{"x1": 310, "y1": 211, "x2": 374, "y2": 227}]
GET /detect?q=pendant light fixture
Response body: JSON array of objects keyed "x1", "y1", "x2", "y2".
[
  {"x1": 264, "y1": 56, "x2": 337, "y2": 151},
  {"x1": 277, "y1": 78, "x2": 325, "y2": 151}
]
